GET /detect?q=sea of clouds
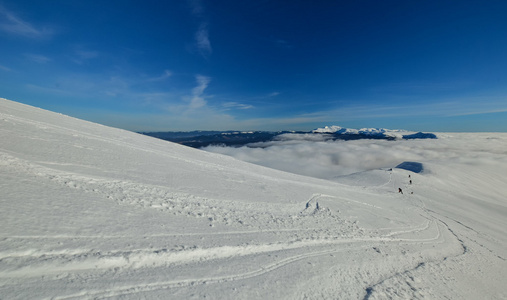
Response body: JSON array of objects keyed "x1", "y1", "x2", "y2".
[{"x1": 202, "y1": 133, "x2": 507, "y2": 180}]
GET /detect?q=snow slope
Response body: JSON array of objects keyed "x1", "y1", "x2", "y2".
[{"x1": 1, "y1": 98, "x2": 506, "y2": 299}]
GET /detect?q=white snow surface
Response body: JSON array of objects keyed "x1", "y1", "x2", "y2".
[
  {"x1": 1, "y1": 98, "x2": 506, "y2": 299},
  {"x1": 312, "y1": 125, "x2": 407, "y2": 136}
]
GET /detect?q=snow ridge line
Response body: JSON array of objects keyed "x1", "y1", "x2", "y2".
[{"x1": 0, "y1": 109, "x2": 267, "y2": 173}]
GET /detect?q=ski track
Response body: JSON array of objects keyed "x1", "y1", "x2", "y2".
[
  {"x1": 362, "y1": 217, "x2": 463, "y2": 299},
  {"x1": 49, "y1": 229, "x2": 447, "y2": 300},
  {"x1": 49, "y1": 245, "x2": 368, "y2": 299},
  {"x1": 1, "y1": 215, "x2": 450, "y2": 299},
  {"x1": 1, "y1": 225, "x2": 445, "y2": 279},
  {"x1": 360, "y1": 182, "x2": 505, "y2": 299},
  {"x1": 425, "y1": 209, "x2": 506, "y2": 261}
]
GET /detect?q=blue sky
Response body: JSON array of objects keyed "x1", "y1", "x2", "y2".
[{"x1": 1, "y1": 1, "x2": 506, "y2": 132}]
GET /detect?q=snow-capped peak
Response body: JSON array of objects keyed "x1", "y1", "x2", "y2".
[
  {"x1": 313, "y1": 125, "x2": 405, "y2": 135},
  {"x1": 312, "y1": 126, "x2": 358, "y2": 134}
]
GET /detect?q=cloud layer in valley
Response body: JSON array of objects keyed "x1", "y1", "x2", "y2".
[{"x1": 203, "y1": 133, "x2": 507, "y2": 180}]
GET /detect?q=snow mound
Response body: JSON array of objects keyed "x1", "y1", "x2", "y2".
[{"x1": 332, "y1": 169, "x2": 392, "y2": 187}]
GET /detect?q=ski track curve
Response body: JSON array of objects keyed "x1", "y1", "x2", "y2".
[
  {"x1": 50, "y1": 245, "x2": 368, "y2": 300},
  {"x1": 0, "y1": 214, "x2": 449, "y2": 300},
  {"x1": 50, "y1": 228, "x2": 448, "y2": 300},
  {"x1": 360, "y1": 195, "x2": 505, "y2": 299}
]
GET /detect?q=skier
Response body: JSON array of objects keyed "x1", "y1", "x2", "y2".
[{"x1": 398, "y1": 188, "x2": 403, "y2": 194}]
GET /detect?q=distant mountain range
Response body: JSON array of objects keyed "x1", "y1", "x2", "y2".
[{"x1": 140, "y1": 126, "x2": 437, "y2": 148}]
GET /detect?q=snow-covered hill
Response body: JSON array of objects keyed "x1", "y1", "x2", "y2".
[
  {"x1": 313, "y1": 125, "x2": 394, "y2": 134},
  {"x1": 312, "y1": 125, "x2": 437, "y2": 140},
  {"x1": 1, "y1": 98, "x2": 506, "y2": 299}
]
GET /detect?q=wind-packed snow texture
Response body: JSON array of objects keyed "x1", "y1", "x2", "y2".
[{"x1": 1, "y1": 98, "x2": 506, "y2": 299}]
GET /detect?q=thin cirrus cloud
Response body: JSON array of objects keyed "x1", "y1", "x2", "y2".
[
  {"x1": 146, "y1": 70, "x2": 173, "y2": 82},
  {"x1": 187, "y1": 0, "x2": 212, "y2": 56},
  {"x1": 222, "y1": 102, "x2": 254, "y2": 110},
  {"x1": 195, "y1": 23, "x2": 212, "y2": 55},
  {"x1": 300, "y1": 98, "x2": 507, "y2": 123},
  {"x1": 0, "y1": 64, "x2": 11, "y2": 71},
  {"x1": 188, "y1": 75, "x2": 210, "y2": 109},
  {"x1": 0, "y1": 5, "x2": 54, "y2": 39},
  {"x1": 70, "y1": 48, "x2": 99, "y2": 65},
  {"x1": 187, "y1": 0, "x2": 204, "y2": 16},
  {"x1": 24, "y1": 53, "x2": 51, "y2": 64}
]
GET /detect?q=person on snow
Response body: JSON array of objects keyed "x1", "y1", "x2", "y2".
[{"x1": 398, "y1": 188, "x2": 403, "y2": 194}]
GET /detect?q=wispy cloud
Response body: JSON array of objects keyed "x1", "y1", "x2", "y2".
[
  {"x1": 25, "y1": 83, "x2": 71, "y2": 96},
  {"x1": 76, "y1": 50, "x2": 98, "y2": 60},
  {"x1": 146, "y1": 70, "x2": 173, "y2": 82},
  {"x1": 187, "y1": 0, "x2": 212, "y2": 56},
  {"x1": 187, "y1": 0, "x2": 204, "y2": 16},
  {"x1": 0, "y1": 5, "x2": 54, "y2": 39},
  {"x1": 24, "y1": 53, "x2": 51, "y2": 64},
  {"x1": 228, "y1": 115, "x2": 328, "y2": 130},
  {"x1": 195, "y1": 23, "x2": 212, "y2": 55},
  {"x1": 268, "y1": 92, "x2": 280, "y2": 97},
  {"x1": 0, "y1": 64, "x2": 11, "y2": 71},
  {"x1": 260, "y1": 97, "x2": 507, "y2": 127},
  {"x1": 71, "y1": 47, "x2": 99, "y2": 64},
  {"x1": 449, "y1": 108, "x2": 507, "y2": 117},
  {"x1": 222, "y1": 102, "x2": 254, "y2": 110},
  {"x1": 181, "y1": 95, "x2": 507, "y2": 131},
  {"x1": 335, "y1": 98, "x2": 507, "y2": 119},
  {"x1": 371, "y1": 80, "x2": 472, "y2": 94},
  {"x1": 436, "y1": 97, "x2": 507, "y2": 117},
  {"x1": 189, "y1": 75, "x2": 210, "y2": 109},
  {"x1": 136, "y1": 92, "x2": 175, "y2": 107}
]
